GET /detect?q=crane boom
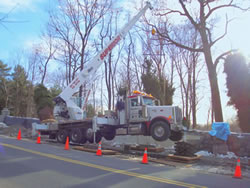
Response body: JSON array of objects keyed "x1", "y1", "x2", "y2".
[{"x1": 55, "y1": 2, "x2": 152, "y2": 119}]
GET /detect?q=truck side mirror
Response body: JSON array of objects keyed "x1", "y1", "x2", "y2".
[{"x1": 154, "y1": 99, "x2": 160, "y2": 106}]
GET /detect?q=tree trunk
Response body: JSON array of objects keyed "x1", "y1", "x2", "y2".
[
  {"x1": 108, "y1": 53, "x2": 112, "y2": 110},
  {"x1": 192, "y1": 55, "x2": 197, "y2": 128},
  {"x1": 3, "y1": 80, "x2": 9, "y2": 108},
  {"x1": 101, "y1": 73, "x2": 104, "y2": 115},
  {"x1": 203, "y1": 50, "x2": 223, "y2": 122},
  {"x1": 200, "y1": 26, "x2": 223, "y2": 122},
  {"x1": 104, "y1": 53, "x2": 112, "y2": 110},
  {"x1": 79, "y1": 45, "x2": 85, "y2": 108},
  {"x1": 186, "y1": 65, "x2": 191, "y2": 124}
]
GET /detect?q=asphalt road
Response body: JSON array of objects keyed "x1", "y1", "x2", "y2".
[{"x1": 0, "y1": 135, "x2": 249, "y2": 188}]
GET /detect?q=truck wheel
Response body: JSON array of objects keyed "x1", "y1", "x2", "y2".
[
  {"x1": 95, "y1": 131, "x2": 102, "y2": 143},
  {"x1": 87, "y1": 131, "x2": 102, "y2": 143},
  {"x1": 169, "y1": 131, "x2": 183, "y2": 142},
  {"x1": 80, "y1": 136, "x2": 87, "y2": 144},
  {"x1": 49, "y1": 133, "x2": 56, "y2": 140},
  {"x1": 56, "y1": 130, "x2": 68, "y2": 144},
  {"x1": 150, "y1": 121, "x2": 170, "y2": 141},
  {"x1": 103, "y1": 129, "x2": 116, "y2": 141},
  {"x1": 80, "y1": 129, "x2": 87, "y2": 144},
  {"x1": 70, "y1": 128, "x2": 82, "y2": 143}
]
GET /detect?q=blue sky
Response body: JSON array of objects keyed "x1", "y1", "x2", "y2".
[
  {"x1": 0, "y1": 0, "x2": 52, "y2": 61},
  {"x1": 1, "y1": 0, "x2": 250, "y2": 63},
  {"x1": 0, "y1": 0, "x2": 250, "y2": 124}
]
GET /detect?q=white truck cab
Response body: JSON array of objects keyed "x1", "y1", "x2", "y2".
[{"x1": 110, "y1": 91, "x2": 184, "y2": 142}]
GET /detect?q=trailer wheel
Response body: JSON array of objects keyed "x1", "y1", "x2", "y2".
[
  {"x1": 169, "y1": 131, "x2": 183, "y2": 142},
  {"x1": 70, "y1": 128, "x2": 82, "y2": 143},
  {"x1": 56, "y1": 130, "x2": 68, "y2": 144},
  {"x1": 103, "y1": 129, "x2": 116, "y2": 141},
  {"x1": 150, "y1": 121, "x2": 170, "y2": 141}
]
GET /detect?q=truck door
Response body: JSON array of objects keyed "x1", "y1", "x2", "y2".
[{"x1": 129, "y1": 97, "x2": 143, "y2": 123}]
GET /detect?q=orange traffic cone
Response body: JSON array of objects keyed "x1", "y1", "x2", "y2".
[
  {"x1": 36, "y1": 132, "x2": 41, "y2": 144},
  {"x1": 233, "y1": 158, "x2": 242, "y2": 179},
  {"x1": 96, "y1": 142, "x2": 102, "y2": 156},
  {"x1": 141, "y1": 147, "x2": 148, "y2": 164},
  {"x1": 64, "y1": 137, "x2": 70, "y2": 150},
  {"x1": 17, "y1": 129, "x2": 21, "y2": 140}
]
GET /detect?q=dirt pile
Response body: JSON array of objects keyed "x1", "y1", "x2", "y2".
[{"x1": 38, "y1": 106, "x2": 54, "y2": 121}]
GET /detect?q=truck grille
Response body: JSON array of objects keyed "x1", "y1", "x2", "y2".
[{"x1": 175, "y1": 107, "x2": 182, "y2": 123}]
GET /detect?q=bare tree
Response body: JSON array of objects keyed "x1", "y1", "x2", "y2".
[
  {"x1": 123, "y1": 32, "x2": 133, "y2": 96},
  {"x1": 36, "y1": 31, "x2": 57, "y2": 84},
  {"x1": 136, "y1": 21, "x2": 173, "y2": 104},
  {"x1": 96, "y1": 7, "x2": 124, "y2": 110},
  {"x1": 48, "y1": 68, "x2": 67, "y2": 89},
  {"x1": 167, "y1": 23, "x2": 204, "y2": 128},
  {"x1": 26, "y1": 50, "x2": 40, "y2": 117},
  {"x1": 47, "y1": 0, "x2": 112, "y2": 106},
  {"x1": 147, "y1": 0, "x2": 249, "y2": 122},
  {"x1": 119, "y1": 31, "x2": 143, "y2": 96}
]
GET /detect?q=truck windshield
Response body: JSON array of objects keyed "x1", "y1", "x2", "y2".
[{"x1": 143, "y1": 97, "x2": 154, "y2": 106}]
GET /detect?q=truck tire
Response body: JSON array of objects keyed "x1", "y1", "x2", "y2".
[
  {"x1": 80, "y1": 129, "x2": 87, "y2": 144},
  {"x1": 80, "y1": 136, "x2": 87, "y2": 144},
  {"x1": 87, "y1": 131, "x2": 102, "y2": 143},
  {"x1": 95, "y1": 131, "x2": 102, "y2": 143},
  {"x1": 169, "y1": 131, "x2": 183, "y2": 142},
  {"x1": 57, "y1": 129, "x2": 68, "y2": 144},
  {"x1": 103, "y1": 129, "x2": 116, "y2": 141},
  {"x1": 49, "y1": 133, "x2": 56, "y2": 140},
  {"x1": 70, "y1": 128, "x2": 82, "y2": 143},
  {"x1": 150, "y1": 121, "x2": 170, "y2": 141}
]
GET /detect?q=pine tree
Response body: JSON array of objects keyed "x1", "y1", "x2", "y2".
[
  {"x1": 141, "y1": 59, "x2": 174, "y2": 105},
  {"x1": 34, "y1": 84, "x2": 54, "y2": 120},
  {"x1": 86, "y1": 104, "x2": 95, "y2": 118},
  {"x1": 9, "y1": 65, "x2": 29, "y2": 116},
  {"x1": 0, "y1": 60, "x2": 11, "y2": 111}
]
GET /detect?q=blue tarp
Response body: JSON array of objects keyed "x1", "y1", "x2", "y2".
[{"x1": 209, "y1": 122, "x2": 231, "y2": 141}]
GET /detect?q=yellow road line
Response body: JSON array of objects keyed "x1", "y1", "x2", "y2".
[{"x1": 1, "y1": 143, "x2": 206, "y2": 188}]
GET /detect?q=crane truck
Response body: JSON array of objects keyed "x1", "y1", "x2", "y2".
[{"x1": 35, "y1": 2, "x2": 184, "y2": 144}]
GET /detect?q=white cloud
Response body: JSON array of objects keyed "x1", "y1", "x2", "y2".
[
  {"x1": 0, "y1": 0, "x2": 42, "y2": 13},
  {"x1": 23, "y1": 36, "x2": 42, "y2": 49}
]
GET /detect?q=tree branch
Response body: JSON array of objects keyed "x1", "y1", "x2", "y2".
[
  {"x1": 155, "y1": 9, "x2": 186, "y2": 17},
  {"x1": 145, "y1": 17, "x2": 203, "y2": 53},
  {"x1": 214, "y1": 49, "x2": 237, "y2": 68},
  {"x1": 179, "y1": 0, "x2": 199, "y2": 28},
  {"x1": 156, "y1": 27, "x2": 203, "y2": 52},
  {"x1": 210, "y1": 15, "x2": 232, "y2": 47},
  {"x1": 205, "y1": 0, "x2": 250, "y2": 20},
  {"x1": 206, "y1": 27, "x2": 212, "y2": 44}
]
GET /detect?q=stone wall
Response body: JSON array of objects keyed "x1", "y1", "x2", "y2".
[
  {"x1": 190, "y1": 130, "x2": 250, "y2": 157},
  {"x1": 0, "y1": 108, "x2": 10, "y2": 122},
  {"x1": 3, "y1": 116, "x2": 40, "y2": 129},
  {"x1": 0, "y1": 108, "x2": 40, "y2": 129}
]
